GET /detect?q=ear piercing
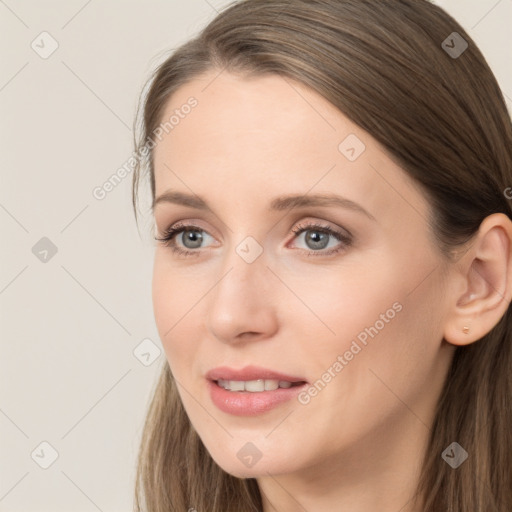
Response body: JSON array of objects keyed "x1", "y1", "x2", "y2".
[{"x1": 462, "y1": 326, "x2": 470, "y2": 334}]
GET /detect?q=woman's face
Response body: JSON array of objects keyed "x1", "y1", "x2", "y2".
[{"x1": 151, "y1": 71, "x2": 456, "y2": 480}]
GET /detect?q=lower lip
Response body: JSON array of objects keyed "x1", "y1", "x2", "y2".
[{"x1": 208, "y1": 380, "x2": 308, "y2": 416}]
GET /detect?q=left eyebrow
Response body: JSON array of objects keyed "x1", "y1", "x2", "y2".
[
  {"x1": 153, "y1": 190, "x2": 375, "y2": 221},
  {"x1": 268, "y1": 193, "x2": 376, "y2": 220}
]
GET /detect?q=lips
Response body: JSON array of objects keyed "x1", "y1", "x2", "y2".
[{"x1": 206, "y1": 365, "x2": 308, "y2": 415}]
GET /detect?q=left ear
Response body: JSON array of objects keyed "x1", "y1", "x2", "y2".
[{"x1": 443, "y1": 213, "x2": 512, "y2": 346}]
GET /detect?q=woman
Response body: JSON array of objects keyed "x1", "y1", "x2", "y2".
[{"x1": 131, "y1": 0, "x2": 512, "y2": 510}]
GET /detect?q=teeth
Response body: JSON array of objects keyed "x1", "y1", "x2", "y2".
[
  {"x1": 265, "y1": 380, "x2": 279, "y2": 391},
  {"x1": 245, "y1": 380, "x2": 266, "y2": 392},
  {"x1": 229, "y1": 380, "x2": 245, "y2": 391},
  {"x1": 217, "y1": 379, "x2": 297, "y2": 392}
]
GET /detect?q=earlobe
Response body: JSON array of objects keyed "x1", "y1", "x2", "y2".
[{"x1": 443, "y1": 213, "x2": 512, "y2": 347}]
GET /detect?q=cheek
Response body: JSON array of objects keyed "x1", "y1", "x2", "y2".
[
  {"x1": 332, "y1": 269, "x2": 447, "y2": 422},
  {"x1": 292, "y1": 283, "x2": 444, "y2": 458},
  {"x1": 293, "y1": 254, "x2": 443, "y2": 399},
  {"x1": 151, "y1": 252, "x2": 203, "y2": 370},
  {"x1": 283, "y1": 257, "x2": 404, "y2": 346}
]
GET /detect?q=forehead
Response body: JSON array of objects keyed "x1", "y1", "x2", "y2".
[
  {"x1": 152, "y1": 71, "x2": 428, "y2": 223},
  {"x1": 154, "y1": 71, "x2": 345, "y2": 165}
]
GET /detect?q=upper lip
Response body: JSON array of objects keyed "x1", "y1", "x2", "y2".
[{"x1": 206, "y1": 365, "x2": 307, "y2": 383}]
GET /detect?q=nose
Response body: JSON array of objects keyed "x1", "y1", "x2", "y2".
[{"x1": 206, "y1": 244, "x2": 279, "y2": 345}]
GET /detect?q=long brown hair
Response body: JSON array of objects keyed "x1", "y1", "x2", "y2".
[{"x1": 131, "y1": 1, "x2": 512, "y2": 510}]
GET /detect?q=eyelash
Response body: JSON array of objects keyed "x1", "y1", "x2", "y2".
[{"x1": 154, "y1": 221, "x2": 352, "y2": 258}]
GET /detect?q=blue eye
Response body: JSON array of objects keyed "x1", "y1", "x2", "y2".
[
  {"x1": 290, "y1": 222, "x2": 352, "y2": 256},
  {"x1": 154, "y1": 223, "x2": 215, "y2": 257},
  {"x1": 155, "y1": 221, "x2": 352, "y2": 257}
]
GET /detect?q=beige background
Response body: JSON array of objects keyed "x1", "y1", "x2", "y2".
[{"x1": 1, "y1": 1, "x2": 511, "y2": 510}]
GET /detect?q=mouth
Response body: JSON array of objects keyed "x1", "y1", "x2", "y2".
[
  {"x1": 206, "y1": 366, "x2": 309, "y2": 416},
  {"x1": 214, "y1": 379, "x2": 306, "y2": 392}
]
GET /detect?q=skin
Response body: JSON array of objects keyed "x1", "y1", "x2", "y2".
[{"x1": 151, "y1": 70, "x2": 512, "y2": 512}]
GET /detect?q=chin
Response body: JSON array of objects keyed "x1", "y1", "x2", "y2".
[{"x1": 206, "y1": 447, "x2": 298, "y2": 479}]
